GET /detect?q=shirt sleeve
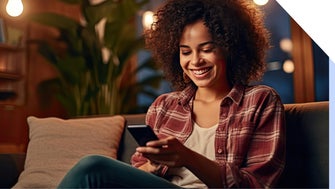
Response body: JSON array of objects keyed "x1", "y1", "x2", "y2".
[{"x1": 220, "y1": 92, "x2": 286, "y2": 188}]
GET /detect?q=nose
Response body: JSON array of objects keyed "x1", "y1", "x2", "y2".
[{"x1": 190, "y1": 52, "x2": 203, "y2": 66}]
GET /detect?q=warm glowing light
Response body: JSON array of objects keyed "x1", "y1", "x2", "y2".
[
  {"x1": 280, "y1": 38, "x2": 293, "y2": 53},
  {"x1": 142, "y1": 11, "x2": 154, "y2": 30},
  {"x1": 253, "y1": 0, "x2": 269, "y2": 6},
  {"x1": 283, "y1": 59, "x2": 295, "y2": 73},
  {"x1": 6, "y1": 0, "x2": 24, "y2": 17}
]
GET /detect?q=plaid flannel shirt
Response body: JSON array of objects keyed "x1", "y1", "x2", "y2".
[{"x1": 131, "y1": 84, "x2": 285, "y2": 188}]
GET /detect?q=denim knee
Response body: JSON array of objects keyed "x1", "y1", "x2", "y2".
[
  {"x1": 73, "y1": 155, "x2": 116, "y2": 174},
  {"x1": 58, "y1": 155, "x2": 114, "y2": 188}
]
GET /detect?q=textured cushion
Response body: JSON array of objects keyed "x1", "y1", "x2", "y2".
[{"x1": 13, "y1": 115, "x2": 125, "y2": 188}]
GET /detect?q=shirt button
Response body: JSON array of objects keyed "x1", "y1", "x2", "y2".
[{"x1": 217, "y1": 149, "x2": 223, "y2": 154}]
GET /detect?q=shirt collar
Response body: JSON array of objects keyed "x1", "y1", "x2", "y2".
[
  {"x1": 224, "y1": 84, "x2": 245, "y2": 105},
  {"x1": 178, "y1": 84, "x2": 197, "y2": 106}
]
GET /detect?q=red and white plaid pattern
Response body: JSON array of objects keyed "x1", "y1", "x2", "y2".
[{"x1": 132, "y1": 84, "x2": 285, "y2": 188}]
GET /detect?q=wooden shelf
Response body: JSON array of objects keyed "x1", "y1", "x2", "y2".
[
  {"x1": 0, "y1": 43, "x2": 24, "y2": 51},
  {"x1": 0, "y1": 30, "x2": 26, "y2": 105},
  {"x1": 0, "y1": 72, "x2": 21, "y2": 80},
  {"x1": 0, "y1": 91, "x2": 17, "y2": 100}
]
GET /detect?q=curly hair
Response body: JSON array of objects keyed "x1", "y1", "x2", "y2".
[{"x1": 145, "y1": 0, "x2": 270, "y2": 90}]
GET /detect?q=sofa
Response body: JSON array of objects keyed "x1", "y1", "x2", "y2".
[{"x1": 0, "y1": 101, "x2": 329, "y2": 188}]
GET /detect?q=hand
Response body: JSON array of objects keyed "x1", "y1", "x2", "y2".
[
  {"x1": 136, "y1": 136, "x2": 191, "y2": 168},
  {"x1": 138, "y1": 159, "x2": 163, "y2": 174}
]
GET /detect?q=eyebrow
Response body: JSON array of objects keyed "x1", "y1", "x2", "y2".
[{"x1": 179, "y1": 41, "x2": 215, "y2": 48}]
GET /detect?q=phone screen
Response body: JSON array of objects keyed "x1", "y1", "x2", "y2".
[{"x1": 127, "y1": 125, "x2": 159, "y2": 146}]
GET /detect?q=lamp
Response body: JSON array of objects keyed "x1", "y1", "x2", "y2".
[
  {"x1": 283, "y1": 59, "x2": 295, "y2": 73},
  {"x1": 253, "y1": 0, "x2": 268, "y2": 6},
  {"x1": 142, "y1": 10, "x2": 154, "y2": 30},
  {"x1": 6, "y1": 0, "x2": 24, "y2": 17}
]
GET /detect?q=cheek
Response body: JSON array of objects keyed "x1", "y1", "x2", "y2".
[{"x1": 179, "y1": 56, "x2": 188, "y2": 69}]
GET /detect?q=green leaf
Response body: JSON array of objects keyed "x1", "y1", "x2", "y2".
[
  {"x1": 82, "y1": 0, "x2": 118, "y2": 26},
  {"x1": 29, "y1": 13, "x2": 79, "y2": 31},
  {"x1": 36, "y1": 41, "x2": 59, "y2": 65},
  {"x1": 33, "y1": 0, "x2": 160, "y2": 116},
  {"x1": 57, "y1": 55, "x2": 87, "y2": 84}
]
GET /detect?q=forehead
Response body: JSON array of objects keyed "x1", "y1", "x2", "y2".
[{"x1": 180, "y1": 20, "x2": 212, "y2": 45}]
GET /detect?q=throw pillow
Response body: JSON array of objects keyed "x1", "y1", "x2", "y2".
[{"x1": 13, "y1": 115, "x2": 125, "y2": 188}]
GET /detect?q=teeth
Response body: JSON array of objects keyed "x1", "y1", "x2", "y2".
[{"x1": 192, "y1": 68, "x2": 210, "y2": 75}]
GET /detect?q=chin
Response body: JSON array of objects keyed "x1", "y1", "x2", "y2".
[{"x1": 192, "y1": 81, "x2": 212, "y2": 88}]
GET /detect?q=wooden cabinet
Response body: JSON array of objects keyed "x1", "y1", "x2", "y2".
[
  {"x1": 0, "y1": 42, "x2": 28, "y2": 153},
  {"x1": 0, "y1": 9, "x2": 28, "y2": 152},
  {"x1": 0, "y1": 3, "x2": 27, "y2": 105},
  {"x1": 0, "y1": 43, "x2": 26, "y2": 105}
]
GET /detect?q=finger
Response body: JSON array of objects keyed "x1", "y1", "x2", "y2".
[
  {"x1": 146, "y1": 140, "x2": 167, "y2": 147},
  {"x1": 143, "y1": 153, "x2": 177, "y2": 163},
  {"x1": 136, "y1": 146, "x2": 164, "y2": 154},
  {"x1": 146, "y1": 136, "x2": 175, "y2": 147},
  {"x1": 134, "y1": 151, "x2": 143, "y2": 156},
  {"x1": 147, "y1": 158, "x2": 176, "y2": 167}
]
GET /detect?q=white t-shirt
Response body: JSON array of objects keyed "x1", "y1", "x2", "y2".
[{"x1": 168, "y1": 122, "x2": 218, "y2": 189}]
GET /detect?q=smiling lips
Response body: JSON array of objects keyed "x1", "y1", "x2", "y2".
[{"x1": 190, "y1": 67, "x2": 212, "y2": 77}]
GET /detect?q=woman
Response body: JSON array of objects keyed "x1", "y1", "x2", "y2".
[{"x1": 58, "y1": 0, "x2": 285, "y2": 188}]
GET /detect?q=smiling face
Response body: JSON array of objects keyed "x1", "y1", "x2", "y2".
[{"x1": 179, "y1": 20, "x2": 228, "y2": 91}]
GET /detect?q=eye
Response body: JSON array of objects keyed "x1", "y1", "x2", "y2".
[
  {"x1": 180, "y1": 48, "x2": 191, "y2": 55},
  {"x1": 201, "y1": 45, "x2": 215, "y2": 53},
  {"x1": 202, "y1": 48, "x2": 213, "y2": 53}
]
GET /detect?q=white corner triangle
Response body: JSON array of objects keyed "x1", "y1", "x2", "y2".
[{"x1": 276, "y1": 0, "x2": 335, "y2": 63}]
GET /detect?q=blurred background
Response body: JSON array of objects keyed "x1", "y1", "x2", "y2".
[
  {"x1": 137, "y1": 0, "x2": 329, "y2": 106},
  {"x1": 0, "y1": 0, "x2": 329, "y2": 153}
]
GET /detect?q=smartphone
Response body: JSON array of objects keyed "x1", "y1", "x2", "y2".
[{"x1": 127, "y1": 124, "x2": 159, "y2": 146}]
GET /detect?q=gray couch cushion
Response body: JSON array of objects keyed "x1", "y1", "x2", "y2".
[
  {"x1": 277, "y1": 101, "x2": 329, "y2": 188},
  {"x1": 0, "y1": 153, "x2": 25, "y2": 188}
]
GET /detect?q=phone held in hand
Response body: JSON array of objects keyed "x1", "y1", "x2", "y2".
[{"x1": 127, "y1": 124, "x2": 159, "y2": 146}]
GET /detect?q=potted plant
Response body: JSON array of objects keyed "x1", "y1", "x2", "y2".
[{"x1": 30, "y1": 0, "x2": 162, "y2": 116}]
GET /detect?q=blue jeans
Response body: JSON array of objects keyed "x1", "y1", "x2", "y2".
[{"x1": 57, "y1": 155, "x2": 181, "y2": 188}]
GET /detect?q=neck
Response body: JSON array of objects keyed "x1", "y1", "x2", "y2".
[{"x1": 195, "y1": 86, "x2": 231, "y2": 102}]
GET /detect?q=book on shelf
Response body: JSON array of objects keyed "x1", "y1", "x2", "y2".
[
  {"x1": 0, "y1": 18, "x2": 6, "y2": 43},
  {"x1": 6, "y1": 25, "x2": 24, "y2": 47},
  {"x1": 0, "y1": 18, "x2": 24, "y2": 47}
]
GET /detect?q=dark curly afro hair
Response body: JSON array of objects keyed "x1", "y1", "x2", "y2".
[{"x1": 145, "y1": 0, "x2": 270, "y2": 91}]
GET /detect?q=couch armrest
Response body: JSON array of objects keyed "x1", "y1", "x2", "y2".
[
  {"x1": 277, "y1": 101, "x2": 329, "y2": 188},
  {"x1": 0, "y1": 153, "x2": 26, "y2": 188}
]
